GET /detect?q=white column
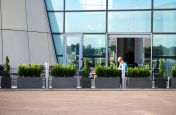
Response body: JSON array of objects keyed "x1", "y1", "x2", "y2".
[{"x1": 45, "y1": 62, "x2": 49, "y2": 89}]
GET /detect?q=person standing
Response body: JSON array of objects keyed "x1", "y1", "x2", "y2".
[{"x1": 118, "y1": 57, "x2": 128, "y2": 88}]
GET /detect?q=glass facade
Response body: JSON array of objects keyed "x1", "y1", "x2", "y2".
[{"x1": 45, "y1": 0, "x2": 176, "y2": 71}]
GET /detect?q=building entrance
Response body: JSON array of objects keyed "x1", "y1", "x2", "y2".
[{"x1": 108, "y1": 34, "x2": 151, "y2": 67}]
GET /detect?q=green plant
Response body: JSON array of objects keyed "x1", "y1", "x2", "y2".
[
  {"x1": 82, "y1": 67, "x2": 90, "y2": 78},
  {"x1": 171, "y1": 65, "x2": 176, "y2": 77},
  {"x1": 2, "y1": 56, "x2": 10, "y2": 77},
  {"x1": 18, "y1": 64, "x2": 43, "y2": 77},
  {"x1": 84, "y1": 58, "x2": 90, "y2": 68},
  {"x1": 95, "y1": 66, "x2": 119, "y2": 77},
  {"x1": 128, "y1": 66, "x2": 150, "y2": 77},
  {"x1": 158, "y1": 59, "x2": 164, "y2": 79},
  {"x1": 51, "y1": 64, "x2": 76, "y2": 77},
  {"x1": 18, "y1": 64, "x2": 29, "y2": 77}
]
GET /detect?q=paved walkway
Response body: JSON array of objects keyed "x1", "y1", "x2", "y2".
[{"x1": 0, "y1": 90, "x2": 176, "y2": 115}]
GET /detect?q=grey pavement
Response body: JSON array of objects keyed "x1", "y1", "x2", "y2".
[{"x1": 0, "y1": 90, "x2": 176, "y2": 115}]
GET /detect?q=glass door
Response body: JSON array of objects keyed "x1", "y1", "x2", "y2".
[{"x1": 64, "y1": 34, "x2": 83, "y2": 70}]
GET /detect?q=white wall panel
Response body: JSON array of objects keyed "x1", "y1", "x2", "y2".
[
  {"x1": 28, "y1": 32, "x2": 51, "y2": 64},
  {"x1": 26, "y1": 0, "x2": 48, "y2": 32},
  {"x1": 1, "y1": 0, "x2": 27, "y2": 30},
  {"x1": 2, "y1": 30, "x2": 30, "y2": 68},
  {"x1": 0, "y1": 31, "x2": 2, "y2": 64}
]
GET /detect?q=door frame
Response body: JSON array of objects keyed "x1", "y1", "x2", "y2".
[
  {"x1": 106, "y1": 33, "x2": 152, "y2": 68},
  {"x1": 64, "y1": 33, "x2": 83, "y2": 70}
]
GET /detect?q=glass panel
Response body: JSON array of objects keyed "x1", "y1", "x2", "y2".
[
  {"x1": 108, "y1": 37, "x2": 117, "y2": 66},
  {"x1": 66, "y1": 36, "x2": 81, "y2": 69},
  {"x1": 83, "y1": 35, "x2": 106, "y2": 66},
  {"x1": 48, "y1": 12, "x2": 63, "y2": 33},
  {"x1": 109, "y1": 0, "x2": 151, "y2": 9},
  {"x1": 143, "y1": 38, "x2": 151, "y2": 65},
  {"x1": 45, "y1": 0, "x2": 64, "y2": 10},
  {"x1": 154, "y1": 0, "x2": 176, "y2": 9},
  {"x1": 153, "y1": 11, "x2": 176, "y2": 33},
  {"x1": 57, "y1": 56, "x2": 63, "y2": 64},
  {"x1": 153, "y1": 35, "x2": 176, "y2": 77},
  {"x1": 65, "y1": 12, "x2": 106, "y2": 32},
  {"x1": 65, "y1": 0, "x2": 106, "y2": 10},
  {"x1": 153, "y1": 35, "x2": 176, "y2": 57},
  {"x1": 108, "y1": 11, "x2": 151, "y2": 32},
  {"x1": 53, "y1": 35, "x2": 63, "y2": 55}
]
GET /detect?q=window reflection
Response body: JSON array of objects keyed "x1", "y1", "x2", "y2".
[
  {"x1": 45, "y1": 0, "x2": 63, "y2": 10},
  {"x1": 48, "y1": 12, "x2": 63, "y2": 33},
  {"x1": 108, "y1": 11, "x2": 151, "y2": 32},
  {"x1": 65, "y1": 12, "x2": 106, "y2": 32},
  {"x1": 108, "y1": 0, "x2": 151, "y2": 9},
  {"x1": 83, "y1": 35, "x2": 106, "y2": 66},
  {"x1": 66, "y1": 0, "x2": 106, "y2": 10},
  {"x1": 154, "y1": 0, "x2": 176, "y2": 9},
  {"x1": 154, "y1": 11, "x2": 176, "y2": 32},
  {"x1": 53, "y1": 35, "x2": 63, "y2": 55}
]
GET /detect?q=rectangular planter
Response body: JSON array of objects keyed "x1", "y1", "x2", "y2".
[
  {"x1": 81, "y1": 77, "x2": 91, "y2": 88},
  {"x1": 52, "y1": 77, "x2": 77, "y2": 88},
  {"x1": 17, "y1": 77, "x2": 43, "y2": 88},
  {"x1": 170, "y1": 78, "x2": 176, "y2": 88},
  {"x1": 155, "y1": 79, "x2": 167, "y2": 88},
  {"x1": 1, "y1": 77, "x2": 11, "y2": 88},
  {"x1": 128, "y1": 77, "x2": 152, "y2": 88},
  {"x1": 95, "y1": 77, "x2": 120, "y2": 88}
]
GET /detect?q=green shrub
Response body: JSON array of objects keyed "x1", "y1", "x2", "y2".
[
  {"x1": 128, "y1": 66, "x2": 150, "y2": 77},
  {"x1": 171, "y1": 65, "x2": 176, "y2": 77},
  {"x1": 95, "y1": 65, "x2": 119, "y2": 77},
  {"x1": 158, "y1": 59, "x2": 164, "y2": 79},
  {"x1": 82, "y1": 67, "x2": 90, "y2": 78},
  {"x1": 2, "y1": 56, "x2": 10, "y2": 77},
  {"x1": 18, "y1": 64, "x2": 43, "y2": 77},
  {"x1": 51, "y1": 64, "x2": 76, "y2": 77}
]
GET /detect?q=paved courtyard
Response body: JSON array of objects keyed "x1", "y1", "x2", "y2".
[{"x1": 0, "y1": 90, "x2": 176, "y2": 115}]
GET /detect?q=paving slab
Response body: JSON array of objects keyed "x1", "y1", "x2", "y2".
[{"x1": 0, "y1": 90, "x2": 176, "y2": 115}]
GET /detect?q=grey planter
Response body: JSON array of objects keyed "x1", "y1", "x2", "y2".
[
  {"x1": 52, "y1": 77, "x2": 77, "y2": 88},
  {"x1": 17, "y1": 77, "x2": 43, "y2": 88},
  {"x1": 95, "y1": 77, "x2": 120, "y2": 88},
  {"x1": 128, "y1": 77, "x2": 152, "y2": 88},
  {"x1": 170, "y1": 78, "x2": 176, "y2": 88}
]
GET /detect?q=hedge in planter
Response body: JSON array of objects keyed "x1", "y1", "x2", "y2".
[
  {"x1": 95, "y1": 65, "x2": 120, "y2": 88},
  {"x1": 170, "y1": 65, "x2": 176, "y2": 88},
  {"x1": 81, "y1": 67, "x2": 91, "y2": 88},
  {"x1": 51, "y1": 64, "x2": 77, "y2": 88},
  {"x1": 17, "y1": 64, "x2": 43, "y2": 88},
  {"x1": 1, "y1": 56, "x2": 11, "y2": 88},
  {"x1": 127, "y1": 66, "x2": 152, "y2": 88}
]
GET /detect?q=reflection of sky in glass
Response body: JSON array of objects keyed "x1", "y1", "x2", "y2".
[
  {"x1": 84, "y1": 35, "x2": 105, "y2": 49},
  {"x1": 154, "y1": 11, "x2": 176, "y2": 32},
  {"x1": 66, "y1": 0, "x2": 106, "y2": 10},
  {"x1": 65, "y1": 12, "x2": 106, "y2": 32},
  {"x1": 153, "y1": 35, "x2": 176, "y2": 48},
  {"x1": 154, "y1": 0, "x2": 176, "y2": 8},
  {"x1": 108, "y1": 11, "x2": 151, "y2": 32},
  {"x1": 49, "y1": 13, "x2": 63, "y2": 33},
  {"x1": 53, "y1": 35, "x2": 63, "y2": 55},
  {"x1": 109, "y1": 0, "x2": 151, "y2": 9},
  {"x1": 45, "y1": 0, "x2": 63, "y2": 10}
]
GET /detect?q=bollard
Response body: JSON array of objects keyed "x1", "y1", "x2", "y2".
[
  {"x1": 122, "y1": 63, "x2": 126, "y2": 89},
  {"x1": 167, "y1": 77, "x2": 170, "y2": 89},
  {"x1": 45, "y1": 63, "x2": 49, "y2": 89}
]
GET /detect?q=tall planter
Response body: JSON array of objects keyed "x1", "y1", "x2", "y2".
[
  {"x1": 17, "y1": 77, "x2": 43, "y2": 88},
  {"x1": 169, "y1": 78, "x2": 176, "y2": 88},
  {"x1": 95, "y1": 77, "x2": 120, "y2": 88},
  {"x1": 1, "y1": 77, "x2": 11, "y2": 88},
  {"x1": 127, "y1": 77, "x2": 152, "y2": 88},
  {"x1": 81, "y1": 77, "x2": 91, "y2": 88},
  {"x1": 52, "y1": 77, "x2": 77, "y2": 88}
]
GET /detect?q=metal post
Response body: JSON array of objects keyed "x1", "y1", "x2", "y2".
[
  {"x1": 167, "y1": 77, "x2": 170, "y2": 89},
  {"x1": 122, "y1": 63, "x2": 126, "y2": 88},
  {"x1": 45, "y1": 63, "x2": 49, "y2": 89}
]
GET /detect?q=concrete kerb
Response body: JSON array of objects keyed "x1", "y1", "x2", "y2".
[{"x1": 1, "y1": 88, "x2": 176, "y2": 92}]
